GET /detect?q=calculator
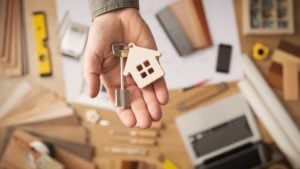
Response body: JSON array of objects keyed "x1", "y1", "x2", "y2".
[{"x1": 61, "y1": 23, "x2": 88, "y2": 59}]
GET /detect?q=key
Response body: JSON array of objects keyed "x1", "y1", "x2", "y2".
[{"x1": 112, "y1": 43, "x2": 131, "y2": 108}]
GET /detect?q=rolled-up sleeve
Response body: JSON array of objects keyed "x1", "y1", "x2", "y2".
[{"x1": 89, "y1": 0, "x2": 139, "y2": 19}]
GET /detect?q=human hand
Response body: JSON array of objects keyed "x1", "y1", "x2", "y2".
[{"x1": 84, "y1": 8, "x2": 169, "y2": 128}]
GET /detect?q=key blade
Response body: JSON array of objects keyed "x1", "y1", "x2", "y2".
[{"x1": 115, "y1": 89, "x2": 131, "y2": 108}]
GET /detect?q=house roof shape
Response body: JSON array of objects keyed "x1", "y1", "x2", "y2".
[{"x1": 123, "y1": 43, "x2": 161, "y2": 76}]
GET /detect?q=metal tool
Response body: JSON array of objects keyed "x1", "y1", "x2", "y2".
[{"x1": 112, "y1": 43, "x2": 131, "y2": 108}]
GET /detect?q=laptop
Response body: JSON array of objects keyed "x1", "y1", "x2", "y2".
[{"x1": 175, "y1": 94, "x2": 262, "y2": 168}]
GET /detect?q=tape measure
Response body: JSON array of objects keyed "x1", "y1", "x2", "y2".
[
  {"x1": 252, "y1": 42, "x2": 271, "y2": 60},
  {"x1": 32, "y1": 12, "x2": 52, "y2": 76},
  {"x1": 159, "y1": 155, "x2": 180, "y2": 169}
]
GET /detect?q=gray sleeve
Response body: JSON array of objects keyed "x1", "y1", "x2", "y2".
[{"x1": 88, "y1": 0, "x2": 139, "y2": 19}]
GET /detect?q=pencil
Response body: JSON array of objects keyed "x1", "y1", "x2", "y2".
[{"x1": 182, "y1": 79, "x2": 209, "y2": 92}]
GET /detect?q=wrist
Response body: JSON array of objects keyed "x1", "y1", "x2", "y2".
[
  {"x1": 93, "y1": 8, "x2": 140, "y2": 26},
  {"x1": 89, "y1": 0, "x2": 139, "y2": 20}
]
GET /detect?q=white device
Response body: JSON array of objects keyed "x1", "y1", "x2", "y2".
[
  {"x1": 175, "y1": 93, "x2": 261, "y2": 167},
  {"x1": 61, "y1": 23, "x2": 88, "y2": 59}
]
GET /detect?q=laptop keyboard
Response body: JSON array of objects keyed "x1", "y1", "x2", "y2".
[{"x1": 189, "y1": 116, "x2": 253, "y2": 157}]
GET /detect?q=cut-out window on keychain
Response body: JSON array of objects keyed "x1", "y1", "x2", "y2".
[{"x1": 136, "y1": 60, "x2": 156, "y2": 78}]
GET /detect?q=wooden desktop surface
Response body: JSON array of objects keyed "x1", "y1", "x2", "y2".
[{"x1": 72, "y1": 1, "x2": 300, "y2": 169}]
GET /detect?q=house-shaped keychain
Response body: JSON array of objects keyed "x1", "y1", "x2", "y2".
[{"x1": 123, "y1": 43, "x2": 165, "y2": 88}]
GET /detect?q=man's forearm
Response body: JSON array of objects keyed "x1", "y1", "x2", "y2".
[{"x1": 89, "y1": 0, "x2": 139, "y2": 19}]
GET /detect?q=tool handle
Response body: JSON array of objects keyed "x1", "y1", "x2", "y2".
[
  {"x1": 136, "y1": 130, "x2": 159, "y2": 138},
  {"x1": 132, "y1": 138, "x2": 157, "y2": 146}
]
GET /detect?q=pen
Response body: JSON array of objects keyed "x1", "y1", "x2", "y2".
[{"x1": 182, "y1": 79, "x2": 209, "y2": 92}]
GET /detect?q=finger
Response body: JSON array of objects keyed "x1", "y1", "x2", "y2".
[
  {"x1": 84, "y1": 39, "x2": 102, "y2": 98},
  {"x1": 105, "y1": 84, "x2": 151, "y2": 128},
  {"x1": 104, "y1": 81, "x2": 137, "y2": 128},
  {"x1": 141, "y1": 85, "x2": 162, "y2": 121},
  {"x1": 128, "y1": 85, "x2": 152, "y2": 129},
  {"x1": 153, "y1": 77, "x2": 169, "y2": 105},
  {"x1": 116, "y1": 108, "x2": 137, "y2": 128}
]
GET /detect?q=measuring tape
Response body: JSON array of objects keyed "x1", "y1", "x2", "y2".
[
  {"x1": 32, "y1": 12, "x2": 52, "y2": 76},
  {"x1": 159, "y1": 155, "x2": 180, "y2": 169},
  {"x1": 252, "y1": 42, "x2": 271, "y2": 61}
]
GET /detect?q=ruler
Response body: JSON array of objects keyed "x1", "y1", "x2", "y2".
[{"x1": 32, "y1": 12, "x2": 52, "y2": 76}]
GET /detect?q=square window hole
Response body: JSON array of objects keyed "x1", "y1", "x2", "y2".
[
  {"x1": 148, "y1": 68, "x2": 154, "y2": 74},
  {"x1": 136, "y1": 64, "x2": 143, "y2": 71},
  {"x1": 143, "y1": 60, "x2": 150, "y2": 67},
  {"x1": 140, "y1": 72, "x2": 147, "y2": 78}
]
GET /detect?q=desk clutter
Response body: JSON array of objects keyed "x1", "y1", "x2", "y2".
[
  {"x1": 0, "y1": 0, "x2": 300, "y2": 168},
  {"x1": 83, "y1": 109, "x2": 181, "y2": 169},
  {"x1": 85, "y1": 109, "x2": 162, "y2": 147},
  {"x1": 0, "y1": 79, "x2": 96, "y2": 169}
]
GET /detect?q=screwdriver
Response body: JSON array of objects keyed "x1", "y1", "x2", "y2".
[
  {"x1": 111, "y1": 137, "x2": 157, "y2": 146},
  {"x1": 109, "y1": 130, "x2": 159, "y2": 138}
]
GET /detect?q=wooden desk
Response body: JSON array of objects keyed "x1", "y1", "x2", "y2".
[
  {"x1": 73, "y1": 83, "x2": 240, "y2": 169},
  {"x1": 72, "y1": 1, "x2": 300, "y2": 169}
]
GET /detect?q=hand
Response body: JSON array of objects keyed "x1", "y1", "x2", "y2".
[{"x1": 84, "y1": 8, "x2": 169, "y2": 128}]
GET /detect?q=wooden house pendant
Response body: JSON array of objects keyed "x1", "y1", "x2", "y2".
[{"x1": 124, "y1": 43, "x2": 165, "y2": 88}]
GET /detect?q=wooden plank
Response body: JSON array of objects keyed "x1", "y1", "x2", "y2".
[
  {"x1": 283, "y1": 62, "x2": 299, "y2": 100},
  {"x1": 3, "y1": 0, "x2": 23, "y2": 76},
  {"x1": 193, "y1": 0, "x2": 212, "y2": 46},
  {"x1": 169, "y1": 0, "x2": 207, "y2": 49},
  {"x1": 273, "y1": 50, "x2": 300, "y2": 65},
  {"x1": 32, "y1": 134, "x2": 94, "y2": 160},
  {"x1": 22, "y1": 125, "x2": 88, "y2": 144},
  {"x1": 0, "y1": 80, "x2": 33, "y2": 119},
  {"x1": 0, "y1": 0, "x2": 14, "y2": 63},
  {"x1": 278, "y1": 40, "x2": 300, "y2": 57},
  {"x1": 21, "y1": 114, "x2": 80, "y2": 127},
  {"x1": 23, "y1": 0, "x2": 64, "y2": 96},
  {"x1": 54, "y1": 148, "x2": 96, "y2": 169},
  {"x1": 0, "y1": 0, "x2": 8, "y2": 55},
  {"x1": 1, "y1": 130, "x2": 95, "y2": 169},
  {"x1": 267, "y1": 62, "x2": 283, "y2": 90}
]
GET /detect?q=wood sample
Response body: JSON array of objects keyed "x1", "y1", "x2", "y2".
[
  {"x1": 54, "y1": 148, "x2": 96, "y2": 169},
  {"x1": 22, "y1": 126, "x2": 88, "y2": 144},
  {"x1": 157, "y1": 0, "x2": 212, "y2": 56},
  {"x1": 0, "y1": 0, "x2": 8, "y2": 55},
  {"x1": 22, "y1": 114, "x2": 80, "y2": 127},
  {"x1": 0, "y1": 0, "x2": 24, "y2": 77},
  {"x1": 33, "y1": 134, "x2": 93, "y2": 160},
  {"x1": 0, "y1": 130, "x2": 95, "y2": 169},
  {"x1": 282, "y1": 62, "x2": 299, "y2": 100},
  {"x1": 267, "y1": 62, "x2": 283, "y2": 90},
  {"x1": 272, "y1": 49, "x2": 300, "y2": 100}
]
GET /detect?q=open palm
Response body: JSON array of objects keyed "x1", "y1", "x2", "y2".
[{"x1": 84, "y1": 8, "x2": 168, "y2": 128}]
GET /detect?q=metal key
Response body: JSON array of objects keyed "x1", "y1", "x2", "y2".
[{"x1": 112, "y1": 43, "x2": 131, "y2": 108}]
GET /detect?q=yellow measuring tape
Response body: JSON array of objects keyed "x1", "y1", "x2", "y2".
[
  {"x1": 159, "y1": 155, "x2": 180, "y2": 169},
  {"x1": 32, "y1": 12, "x2": 52, "y2": 76}
]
